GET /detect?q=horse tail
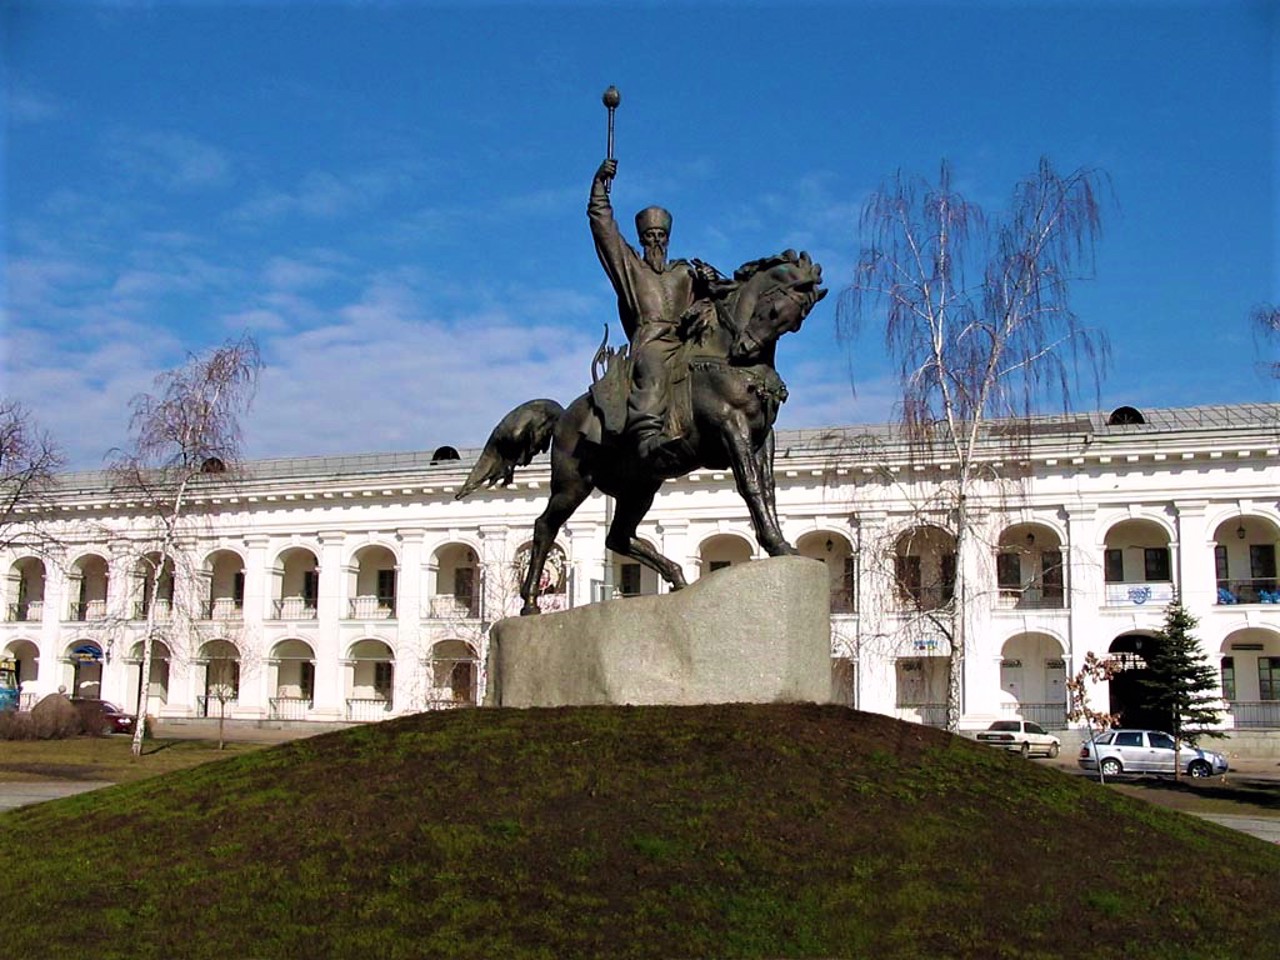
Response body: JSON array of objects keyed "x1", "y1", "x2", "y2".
[{"x1": 455, "y1": 398, "x2": 565, "y2": 500}]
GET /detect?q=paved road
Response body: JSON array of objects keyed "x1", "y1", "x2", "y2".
[
  {"x1": 0, "y1": 781, "x2": 113, "y2": 813},
  {"x1": 1197, "y1": 814, "x2": 1280, "y2": 845}
]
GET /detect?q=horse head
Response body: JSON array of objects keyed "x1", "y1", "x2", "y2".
[{"x1": 726, "y1": 249, "x2": 827, "y2": 363}]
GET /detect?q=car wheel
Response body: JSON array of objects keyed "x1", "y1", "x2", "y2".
[
  {"x1": 1188, "y1": 760, "x2": 1211, "y2": 779},
  {"x1": 1100, "y1": 757, "x2": 1122, "y2": 777},
  {"x1": 1020, "y1": 742, "x2": 1030, "y2": 759},
  {"x1": 1047, "y1": 743, "x2": 1060, "y2": 759}
]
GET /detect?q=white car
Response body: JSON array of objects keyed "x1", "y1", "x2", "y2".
[
  {"x1": 1077, "y1": 729, "x2": 1229, "y2": 778},
  {"x1": 974, "y1": 720, "x2": 1061, "y2": 758}
]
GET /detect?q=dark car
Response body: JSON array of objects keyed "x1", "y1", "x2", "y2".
[{"x1": 70, "y1": 698, "x2": 135, "y2": 736}]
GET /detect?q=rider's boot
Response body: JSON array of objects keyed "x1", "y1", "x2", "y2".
[{"x1": 636, "y1": 431, "x2": 685, "y2": 471}]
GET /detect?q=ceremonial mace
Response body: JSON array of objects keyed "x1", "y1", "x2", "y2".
[{"x1": 602, "y1": 85, "x2": 620, "y2": 193}]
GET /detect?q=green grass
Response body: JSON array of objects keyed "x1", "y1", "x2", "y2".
[
  {"x1": 0, "y1": 704, "x2": 1277, "y2": 959},
  {"x1": 0, "y1": 736, "x2": 269, "y2": 782}
]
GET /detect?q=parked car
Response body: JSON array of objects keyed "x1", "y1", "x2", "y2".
[
  {"x1": 70, "y1": 698, "x2": 135, "y2": 736},
  {"x1": 1077, "y1": 729, "x2": 1229, "y2": 778},
  {"x1": 974, "y1": 719, "x2": 1061, "y2": 758}
]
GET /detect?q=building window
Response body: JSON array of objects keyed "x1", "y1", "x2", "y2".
[
  {"x1": 619, "y1": 563, "x2": 642, "y2": 596},
  {"x1": 300, "y1": 662, "x2": 315, "y2": 701},
  {"x1": 1250, "y1": 544, "x2": 1277, "y2": 583},
  {"x1": 1221, "y1": 656, "x2": 1235, "y2": 702},
  {"x1": 1259, "y1": 658, "x2": 1280, "y2": 702},
  {"x1": 895, "y1": 555, "x2": 922, "y2": 602},
  {"x1": 1143, "y1": 547, "x2": 1171, "y2": 582},
  {"x1": 941, "y1": 553, "x2": 957, "y2": 602},
  {"x1": 454, "y1": 567, "x2": 475, "y2": 602},
  {"x1": 1104, "y1": 548, "x2": 1124, "y2": 583},
  {"x1": 302, "y1": 570, "x2": 319, "y2": 605},
  {"x1": 374, "y1": 661, "x2": 394, "y2": 699},
  {"x1": 709, "y1": 560, "x2": 731, "y2": 572},
  {"x1": 996, "y1": 553, "x2": 1021, "y2": 595},
  {"x1": 1041, "y1": 550, "x2": 1064, "y2": 601},
  {"x1": 233, "y1": 571, "x2": 245, "y2": 606},
  {"x1": 376, "y1": 569, "x2": 396, "y2": 604},
  {"x1": 1214, "y1": 544, "x2": 1229, "y2": 582}
]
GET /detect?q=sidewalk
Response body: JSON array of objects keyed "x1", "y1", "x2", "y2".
[{"x1": 0, "y1": 781, "x2": 113, "y2": 813}]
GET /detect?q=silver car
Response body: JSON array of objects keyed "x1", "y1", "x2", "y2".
[{"x1": 1077, "y1": 729, "x2": 1229, "y2": 778}]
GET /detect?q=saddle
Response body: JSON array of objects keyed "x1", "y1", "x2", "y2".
[{"x1": 588, "y1": 336, "x2": 696, "y2": 448}]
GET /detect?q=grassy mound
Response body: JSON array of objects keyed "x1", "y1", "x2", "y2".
[{"x1": 0, "y1": 704, "x2": 1276, "y2": 959}]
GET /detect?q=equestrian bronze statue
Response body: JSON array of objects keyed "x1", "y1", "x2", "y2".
[
  {"x1": 456, "y1": 95, "x2": 826, "y2": 614},
  {"x1": 457, "y1": 244, "x2": 826, "y2": 614}
]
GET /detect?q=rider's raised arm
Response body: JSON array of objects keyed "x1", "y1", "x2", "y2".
[{"x1": 588, "y1": 158, "x2": 637, "y2": 316}]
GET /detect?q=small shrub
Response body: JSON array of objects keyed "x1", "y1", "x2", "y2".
[
  {"x1": 29, "y1": 694, "x2": 88, "y2": 739},
  {"x1": 0, "y1": 710, "x2": 38, "y2": 740}
]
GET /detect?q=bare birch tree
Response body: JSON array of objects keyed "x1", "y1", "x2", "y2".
[
  {"x1": 839, "y1": 158, "x2": 1110, "y2": 731},
  {"x1": 108, "y1": 336, "x2": 262, "y2": 756},
  {"x1": 0, "y1": 399, "x2": 65, "y2": 551},
  {"x1": 1253, "y1": 303, "x2": 1280, "y2": 381}
]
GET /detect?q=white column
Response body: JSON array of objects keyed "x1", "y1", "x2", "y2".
[
  {"x1": 394, "y1": 529, "x2": 426, "y2": 714},
  {"x1": 311, "y1": 533, "x2": 346, "y2": 720},
  {"x1": 238, "y1": 534, "x2": 270, "y2": 718}
]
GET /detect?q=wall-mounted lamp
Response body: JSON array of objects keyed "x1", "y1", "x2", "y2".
[
  {"x1": 1025, "y1": 532, "x2": 1036, "y2": 547},
  {"x1": 825, "y1": 538, "x2": 834, "y2": 553},
  {"x1": 1236, "y1": 524, "x2": 1247, "y2": 541}
]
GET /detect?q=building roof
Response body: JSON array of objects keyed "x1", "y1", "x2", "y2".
[{"x1": 42, "y1": 402, "x2": 1280, "y2": 499}]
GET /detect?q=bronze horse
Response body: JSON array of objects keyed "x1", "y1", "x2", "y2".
[{"x1": 457, "y1": 249, "x2": 826, "y2": 614}]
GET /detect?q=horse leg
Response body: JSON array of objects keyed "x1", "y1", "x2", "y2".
[
  {"x1": 605, "y1": 487, "x2": 689, "y2": 591},
  {"x1": 521, "y1": 473, "x2": 593, "y2": 615},
  {"x1": 754, "y1": 430, "x2": 793, "y2": 554},
  {"x1": 726, "y1": 425, "x2": 796, "y2": 557}
]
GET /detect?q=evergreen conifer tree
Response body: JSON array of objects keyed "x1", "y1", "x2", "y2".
[{"x1": 1137, "y1": 600, "x2": 1224, "y2": 750}]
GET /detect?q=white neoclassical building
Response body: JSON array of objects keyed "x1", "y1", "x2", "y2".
[{"x1": 2, "y1": 402, "x2": 1278, "y2": 735}]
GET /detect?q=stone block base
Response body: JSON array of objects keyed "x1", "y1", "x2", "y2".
[{"x1": 486, "y1": 555, "x2": 833, "y2": 707}]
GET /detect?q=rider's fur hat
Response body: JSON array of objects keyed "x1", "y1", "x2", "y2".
[{"x1": 635, "y1": 206, "x2": 672, "y2": 236}]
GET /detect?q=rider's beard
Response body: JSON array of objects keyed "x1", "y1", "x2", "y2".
[{"x1": 642, "y1": 240, "x2": 668, "y2": 273}]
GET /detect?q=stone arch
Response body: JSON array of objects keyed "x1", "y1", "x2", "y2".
[
  {"x1": 426, "y1": 639, "x2": 480, "y2": 707},
  {"x1": 796, "y1": 530, "x2": 856, "y2": 613},
  {"x1": 696, "y1": 532, "x2": 754, "y2": 579},
  {"x1": 997, "y1": 632, "x2": 1068, "y2": 727}
]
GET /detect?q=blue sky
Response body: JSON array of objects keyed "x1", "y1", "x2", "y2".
[{"x1": 4, "y1": 0, "x2": 1276, "y2": 470}]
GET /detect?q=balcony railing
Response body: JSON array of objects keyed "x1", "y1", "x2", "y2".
[
  {"x1": 203, "y1": 598, "x2": 244, "y2": 621},
  {"x1": 998, "y1": 701, "x2": 1069, "y2": 729},
  {"x1": 1103, "y1": 581, "x2": 1174, "y2": 607},
  {"x1": 196, "y1": 695, "x2": 239, "y2": 718},
  {"x1": 132, "y1": 600, "x2": 173, "y2": 622},
  {"x1": 895, "y1": 587, "x2": 955, "y2": 612},
  {"x1": 269, "y1": 697, "x2": 313, "y2": 720},
  {"x1": 1215, "y1": 579, "x2": 1280, "y2": 605},
  {"x1": 272, "y1": 597, "x2": 318, "y2": 620},
  {"x1": 895, "y1": 703, "x2": 947, "y2": 727},
  {"x1": 1224, "y1": 700, "x2": 1280, "y2": 729},
  {"x1": 66, "y1": 600, "x2": 108, "y2": 622},
  {"x1": 5, "y1": 601, "x2": 43, "y2": 622},
  {"x1": 995, "y1": 586, "x2": 1066, "y2": 611},
  {"x1": 346, "y1": 697, "x2": 393, "y2": 721},
  {"x1": 428, "y1": 595, "x2": 480, "y2": 619},
  {"x1": 348, "y1": 596, "x2": 395, "y2": 620},
  {"x1": 18, "y1": 693, "x2": 38, "y2": 712}
]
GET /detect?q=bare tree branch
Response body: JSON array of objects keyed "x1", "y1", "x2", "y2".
[
  {"x1": 0, "y1": 399, "x2": 66, "y2": 552},
  {"x1": 107, "y1": 335, "x2": 262, "y2": 756},
  {"x1": 838, "y1": 158, "x2": 1112, "y2": 731}
]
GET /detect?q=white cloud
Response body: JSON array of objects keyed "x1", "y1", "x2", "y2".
[{"x1": 108, "y1": 130, "x2": 232, "y2": 192}]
